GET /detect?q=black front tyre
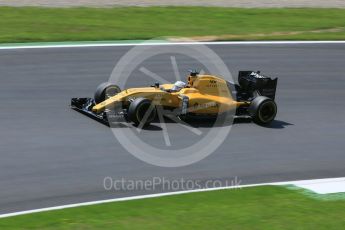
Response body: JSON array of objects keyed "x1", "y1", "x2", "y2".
[
  {"x1": 94, "y1": 82, "x2": 121, "y2": 104},
  {"x1": 128, "y1": 98, "x2": 156, "y2": 126},
  {"x1": 248, "y1": 96, "x2": 277, "y2": 125}
]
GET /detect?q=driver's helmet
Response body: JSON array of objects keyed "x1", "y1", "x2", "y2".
[{"x1": 171, "y1": 81, "x2": 186, "y2": 92}]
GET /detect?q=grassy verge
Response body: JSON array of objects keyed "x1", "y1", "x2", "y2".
[
  {"x1": 1, "y1": 186, "x2": 345, "y2": 229},
  {"x1": 0, "y1": 7, "x2": 345, "y2": 43}
]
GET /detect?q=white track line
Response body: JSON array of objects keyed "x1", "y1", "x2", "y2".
[
  {"x1": 0, "y1": 41, "x2": 345, "y2": 50},
  {"x1": 0, "y1": 177, "x2": 344, "y2": 219},
  {"x1": 292, "y1": 177, "x2": 345, "y2": 194}
]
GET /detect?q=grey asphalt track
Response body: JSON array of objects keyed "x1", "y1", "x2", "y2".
[{"x1": 0, "y1": 43, "x2": 345, "y2": 214}]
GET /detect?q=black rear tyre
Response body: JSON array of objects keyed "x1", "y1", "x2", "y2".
[
  {"x1": 248, "y1": 96, "x2": 277, "y2": 125},
  {"x1": 128, "y1": 98, "x2": 156, "y2": 126},
  {"x1": 94, "y1": 82, "x2": 121, "y2": 104}
]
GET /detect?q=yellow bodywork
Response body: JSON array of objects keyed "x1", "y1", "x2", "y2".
[{"x1": 92, "y1": 74, "x2": 247, "y2": 114}]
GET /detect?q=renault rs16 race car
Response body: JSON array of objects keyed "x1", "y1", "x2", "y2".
[{"x1": 71, "y1": 71, "x2": 278, "y2": 127}]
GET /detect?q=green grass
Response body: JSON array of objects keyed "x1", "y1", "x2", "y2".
[
  {"x1": 1, "y1": 186, "x2": 345, "y2": 229},
  {"x1": 0, "y1": 7, "x2": 345, "y2": 43}
]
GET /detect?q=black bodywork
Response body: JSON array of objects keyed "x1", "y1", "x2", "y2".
[
  {"x1": 71, "y1": 98, "x2": 111, "y2": 126},
  {"x1": 229, "y1": 71, "x2": 278, "y2": 117},
  {"x1": 233, "y1": 71, "x2": 278, "y2": 101}
]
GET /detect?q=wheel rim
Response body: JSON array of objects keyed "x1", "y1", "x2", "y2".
[
  {"x1": 136, "y1": 103, "x2": 156, "y2": 123},
  {"x1": 105, "y1": 86, "x2": 120, "y2": 99},
  {"x1": 259, "y1": 101, "x2": 276, "y2": 123}
]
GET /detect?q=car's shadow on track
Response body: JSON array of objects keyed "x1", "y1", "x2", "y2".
[
  {"x1": 260, "y1": 120, "x2": 293, "y2": 129},
  {"x1": 134, "y1": 117, "x2": 293, "y2": 130},
  {"x1": 234, "y1": 118, "x2": 293, "y2": 129}
]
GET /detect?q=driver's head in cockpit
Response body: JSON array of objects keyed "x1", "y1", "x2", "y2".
[{"x1": 171, "y1": 81, "x2": 186, "y2": 92}]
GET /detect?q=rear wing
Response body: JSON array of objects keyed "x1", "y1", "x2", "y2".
[{"x1": 238, "y1": 71, "x2": 278, "y2": 100}]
